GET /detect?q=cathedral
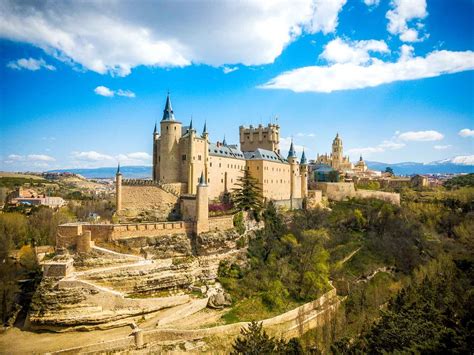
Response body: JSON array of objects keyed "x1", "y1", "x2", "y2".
[
  {"x1": 152, "y1": 94, "x2": 308, "y2": 203},
  {"x1": 315, "y1": 133, "x2": 354, "y2": 172}
]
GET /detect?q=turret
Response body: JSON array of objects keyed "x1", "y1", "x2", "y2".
[
  {"x1": 152, "y1": 122, "x2": 159, "y2": 181},
  {"x1": 195, "y1": 172, "x2": 209, "y2": 234},
  {"x1": 158, "y1": 93, "x2": 182, "y2": 182},
  {"x1": 300, "y1": 149, "x2": 308, "y2": 198},
  {"x1": 115, "y1": 163, "x2": 122, "y2": 213}
]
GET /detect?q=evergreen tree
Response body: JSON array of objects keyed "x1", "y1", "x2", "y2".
[{"x1": 233, "y1": 170, "x2": 263, "y2": 215}]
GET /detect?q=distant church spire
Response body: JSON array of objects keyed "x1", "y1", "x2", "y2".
[
  {"x1": 287, "y1": 139, "x2": 297, "y2": 158},
  {"x1": 359, "y1": 155, "x2": 363, "y2": 161},
  {"x1": 162, "y1": 93, "x2": 175, "y2": 121}
]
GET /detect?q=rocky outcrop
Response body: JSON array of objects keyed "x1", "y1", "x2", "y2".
[
  {"x1": 195, "y1": 229, "x2": 242, "y2": 255},
  {"x1": 113, "y1": 233, "x2": 192, "y2": 259},
  {"x1": 207, "y1": 292, "x2": 232, "y2": 309}
]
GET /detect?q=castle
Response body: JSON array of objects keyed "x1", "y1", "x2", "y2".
[
  {"x1": 151, "y1": 94, "x2": 308, "y2": 201},
  {"x1": 115, "y1": 94, "x2": 310, "y2": 230}
]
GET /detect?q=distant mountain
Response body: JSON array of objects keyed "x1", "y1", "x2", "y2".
[
  {"x1": 48, "y1": 166, "x2": 152, "y2": 179},
  {"x1": 48, "y1": 155, "x2": 474, "y2": 179},
  {"x1": 367, "y1": 155, "x2": 474, "y2": 175}
]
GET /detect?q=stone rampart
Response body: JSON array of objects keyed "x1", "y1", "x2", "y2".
[
  {"x1": 316, "y1": 182, "x2": 400, "y2": 205},
  {"x1": 57, "y1": 222, "x2": 194, "y2": 249},
  {"x1": 208, "y1": 215, "x2": 234, "y2": 231},
  {"x1": 355, "y1": 190, "x2": 400, "y2": 205}
]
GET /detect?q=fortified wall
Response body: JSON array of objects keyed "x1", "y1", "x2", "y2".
[
  {"x1": 316, "y1": 182, "x2": 400, "y2": 205},
  {"x1": 56, "y1": 215, "x2": 234, "y2": 250}
]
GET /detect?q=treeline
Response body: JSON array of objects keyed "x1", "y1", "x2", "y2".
[{"x1": 219, "y1": 202, "x2": 331, "y2": 318}]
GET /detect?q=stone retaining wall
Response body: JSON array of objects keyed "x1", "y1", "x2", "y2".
[
  {"x1": 50, "y1": 287, "x2": 339, "y2": 354},
  {"x1": 316, "y1": 182, "x2": 400, "y2": 205},
  {"x1": 208, "y1": 215, "x2": 234, "y2": 231}
]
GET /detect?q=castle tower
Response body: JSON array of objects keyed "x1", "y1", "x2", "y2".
[
  {"x1": 239, "y1": 123, "x2": 280, "y2": 153},
  {"x1": 115, "y1": 163, "x2": 122, "y2": 213},
  {"x1": 157, "y1": 93, "x2": 182, "y2": 182},
  {"x1": 287, "y1": 140, "x2": 299, "y2": 205},
  {"x1": 331, "y1": 133, "x2": 343, "y2": 169},
  {"x1": 300, "y1": 149, "x2": 308, "y2": 198},
  {"x1": 195, "y1": 173, "x2": 209, "y2": 234},
  {"x1": 202, "y1": 121, "x2": 209, "y2": 185},
  {"x1": 152, "y1": 122, "x2": 159, "y2": 181},
  {"x1": 187, "y1": 119, "x2": 197, "y2": 194}
]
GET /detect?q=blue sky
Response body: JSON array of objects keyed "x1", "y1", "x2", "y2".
[{"x1": 0, "y1": 0, "x2": 473, "y2": 171}]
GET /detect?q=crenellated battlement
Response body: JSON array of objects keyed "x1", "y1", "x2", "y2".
[{"x1": 122, "y1": 179, "x2": 159, "y2": 186}]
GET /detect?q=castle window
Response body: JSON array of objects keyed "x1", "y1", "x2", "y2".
[
  {"x1": 210, "y1": 162, "x2": 212, "y2": 167},
  {"x1": 198, "y1": 155, "x2": 202, "y2": 160},
  {"x1": 221, "y1": 179, "x2": 223, "y2": 183},
  {"x1": 158, "y1": 156, "x2": 160, "y2": 162},
  {"x1": 182, "y1": 154, "x2": 187, "y2": 161},
  {"x1": 166, "y1": 126, "x2": 169, "y2": 131}
]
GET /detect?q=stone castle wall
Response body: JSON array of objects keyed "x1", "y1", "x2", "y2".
[
  {"x1": 120, "y1": 185, "x2": 180, "y2": 220},
  {"x1": 316, "y1": 182, "x2": 400, "y2": 205},
  {"x1": 57, "y1": 216, "x2": 234, "y2": 249}
]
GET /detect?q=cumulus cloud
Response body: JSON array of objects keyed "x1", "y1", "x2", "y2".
[
  {"x1": 222, "y1": 66, "x2": 239, "y2": 74},
  {"x1": 320, "y1": 38, "x2": 389, "y2": 65},
  {"x1": 27, "y1": 154, "x2": 56, "y2": 162},
  {"x1": 6, "y1": 57, "x2": 56, "y2": 71},
  {"x1": 347, "y1": 138, "x2": 405, "y2": 157},
  {"x1": 363, "y1": 0, "x2": 380, "y2": 7},
  {"x1": 398, "y1": 130, "x2": 444, "y2": 141},
  {"x1": 386, "y1": 0, "x2": 428, "y2": 42},
  {"x1": 116, "y1": 152, "x2": 152, "y2": 165},
  {"x1": 0, "y1": 0, "x2": 346, "y2": 76},
  {"x1": 72, "y1": 151, "x2": 114, "y2": 161},
  {"x1": 260, "y1": 46, "x2": 474, "y2": 93},
  {"x1": 94, "y1": 86, "x2": 135, "y2": 98},
  {"x1": 459, "y1": 128, "x2": 474, "y2": 137},
  {"x1": 434, "y1": 145, "x2": 451, "y2": 150}
]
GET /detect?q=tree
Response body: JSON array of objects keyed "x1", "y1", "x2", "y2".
[
  {"x1": 385, "y1": 167, "x2": 394, "y2": 175},
  {"x1": 233, "y1": 170, "x2": 263, "y2": 216},
  {"x1": 232, "y1": 321, "x2": 303, "y2": 354}
]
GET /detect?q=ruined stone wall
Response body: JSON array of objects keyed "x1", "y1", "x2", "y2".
[{"x1": 208, "y1": 215, "x2": 234, "y2": 232}]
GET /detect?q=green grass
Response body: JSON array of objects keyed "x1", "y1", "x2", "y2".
[{"x1": 221, "y1": 295, "x2": 303, "y2": 324}]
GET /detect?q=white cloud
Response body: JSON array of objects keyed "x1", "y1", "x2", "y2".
[
  {"x1": 116, "y1": 89, "x2": 136, "y2": 98},
  {"x1": 305, "y1": 0, "x2": 347, "y2": 35},
  {"x1": 450, "y1": 155, "x2": 474, "y2": 165},
  {"x1": 7, "y1": 154, "x2": 24, "y2": 161},
  {"x1": 116, "y1": 152, "x2": 152, "y2": 165},
  {"x1": 434, "y1": 145, "x2": 451, "y2": 150},
  {"x1": 398, "y1": 130, "x2": 444, "y2": 141},
  {"x1": 94, "y1": 86, "x2": 115, "y2": 97},
  {"x1": 386, "y1": 0, "x2": 427, "y2": 42},
  {"x1": 260, "y1": 47, "x2": 474, "y2": 93},
  {"x1": 6, "y1": 57, "x2": 56, "y2": 71},
  {"x1": 0, "y1": 0, "x2": 346, "y2": 76},
  {"x1": 320, "y1": 37, "x2": 389, "y2": 65},
  {"x1": 296, "y1": 132, "x2": 316, "y2": 137},
  {"x1": 347, "y1": 138, "x2": 405, "y2": 157},
  {"x1": 94, "y1": 86, "x2": 135, "y2": 98},
  {"x1": 459, "y1": 128, "x2": 474, "y2": 137},
  {"x1": 222, "y1": 66, "x2": 239, "y2": 74},
  {"x1": 27, "y1": 154, "x2": 56, "y2": 162},
  {"x1": 363, "y1": 0, "x2": 380, "y2": 7},
  {"x1": 72, "y1": 151, "x2": 114, "y2": 161}
]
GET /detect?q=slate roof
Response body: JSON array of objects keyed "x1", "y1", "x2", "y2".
[
  {"x1": 243, "y1": 148, "x2": 288, "y2": 163},
  {"x1": 208, "y1": 143, "x2": 245, "y2": 160}
]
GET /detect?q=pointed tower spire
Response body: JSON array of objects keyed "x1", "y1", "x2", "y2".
[
  {"x1": 359, "y1": 155, "x2": 363, "y2": 161},
  {"x1": 153, "y1": 121, "x2": 157, "y2": 134},
  {"x1": 287, "y1": 139, "x2": 296, "y2": 159},
  {"x1": 116, "y1": 162, "x2": 121, "y2": 175},
  {"x1": 162, "y1": 93, "x2": 175, "y2": 121},
  {"x1": 202, "y1": 120, "x2": 207, "y2": 135},
  {"x1": 189, "y1": 117, "x2": 193, "y2": 130},
  {"x1": 222, "y1": 135, "x2": 227, "y2": 146},
  {"x1": 300, "y1": 149, "x2": 307, "y2": 165},
  {"x1": 199, "y1": 172, "x2": 206, "y2": 186}
]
